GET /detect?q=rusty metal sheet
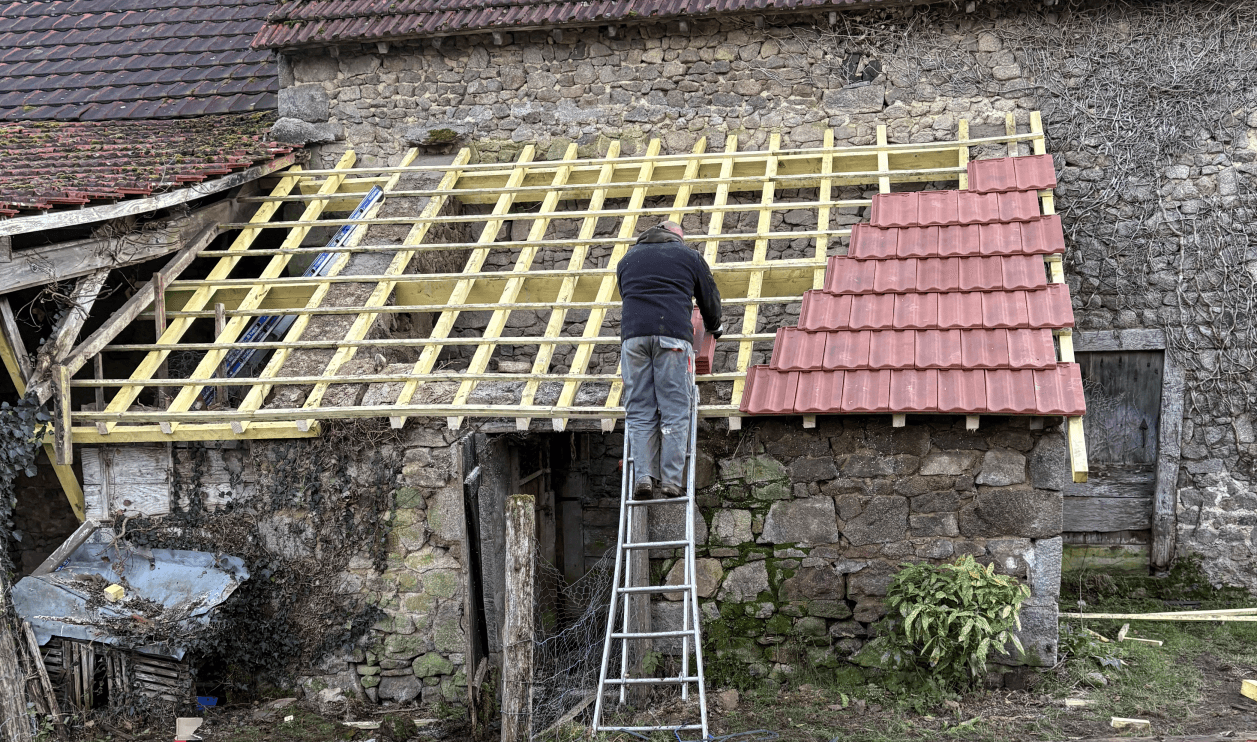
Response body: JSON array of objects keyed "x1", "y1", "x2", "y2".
[
  {"x1": 889, "y1": 368, "x2": 938, "y2": 412},
  {"x1": 822, "y1": 330, "x2": 872, "y2": 369}
]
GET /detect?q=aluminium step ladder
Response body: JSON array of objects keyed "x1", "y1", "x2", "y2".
[{"x1": 592, "y1": 385, "x2": 709, "y2": 738}]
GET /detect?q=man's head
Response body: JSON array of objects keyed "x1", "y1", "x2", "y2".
[{"x1": 658, "y1": 220, "x2": 684, "y2": 239}]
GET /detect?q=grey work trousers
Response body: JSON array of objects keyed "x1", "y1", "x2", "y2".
[{"x1": 621, "y1": 335, "x2": 694, "y2": 489}]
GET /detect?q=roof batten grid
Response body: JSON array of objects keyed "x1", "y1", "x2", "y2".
[
  {"x1": 518, "y1": 141, "x2": 624, "y2": 431},
  {"x1": 727, "y1": 132, "x2": 781, "y2": 432},
  {"x1": 63, "y1": 117, "x2": 1082, "y2": 444},
  {"x1": 388, "y1": 144, "x2": 539, "y2": 430},
  {"x1": 601, "y1": 137, "x2": 709, "y2": 433},
  {"x1": 447, "y1": 144, "x2": 582, "y2": 430},
  {"x1": 551, "y1": 138, "x2": 665, "y2": 433}
]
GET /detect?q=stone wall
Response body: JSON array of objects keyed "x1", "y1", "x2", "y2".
[{"x1": 275, "y1": 0, "x2": 1257, "y2": 590}]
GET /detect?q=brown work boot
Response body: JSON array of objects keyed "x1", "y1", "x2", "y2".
[
  {"x1": 660, "y1": 483, "x2": 684, "y2": 498},
  {"x1": 633, "y1": 478, "x2": 654, "y2": 499}
]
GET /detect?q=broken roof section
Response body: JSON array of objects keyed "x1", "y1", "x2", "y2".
[
  {"x1": 11, "y1": 540, "x2": 249, "y2": 660},
  {"x1": 254, "y1": 0, "x2": 903, "y2": 48}
]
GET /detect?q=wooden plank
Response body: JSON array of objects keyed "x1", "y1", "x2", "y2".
[
  {"x1": 560, "y1": 498, "x2": 584, "y2": 585},
  {"x1": 389, "y1": 146, "x2": 536, "y2": 429},
  {"x1": 28, "y1": 269, "x2": 110, "y2": 403},
  {"x1": 1152, "y1": 350, "x2": 1185, "y2": 569},
  {"x1": 87, "y1": 164, "x2": 310, "y2": 435},
  {"x1": 1062, "y1": 544, "x2": 1150, "y2": 573},
  {"x1": 0, "y1": 297, "x2": 31, "y2": 385},
  {"x1": 814, "y1": 129, "x2": 834, "y2": 289},
  {"x1": 1005, "y1": 113, "x2": 1018, "y2": 157},
  {"x1": 502, "y1": 494, "x2": 536, "y2": 742},
  {"x1": 1075, "y1": 329, "x2": 1167, "y2": 352},
  {"x1": 957, "y1": 118, "x2": 970, "y2": 191},
  {"x1": 231, "y1": 147, "x2": 431, "y2": 434},
  {"x1": 1063, "y1": 496, "x2": 1151, "y2": 532},
  {"x1": 449, "y1": 145, "x2": 580, "y2": 430},
  {"x1": 0, "y1": 568, "x2": 34, "y2": 742},
  {"x1": 31, "y1": 520, "x2": 98, "y2": 576},
  {"x1": 600, "y1": 137, "x2": 708, "y2": 432},
  {"x1": 728, "y1": 133, "x2": 782, "y2": 431},
  {"x1": 550, "y1": 139, "x2": 663, "y2": 433},
  {"x1": 1062, "y1": 466, "x2": 1156, "y2": 498},
  {"x1": 0, "y1": 153, "x2": 297, "y2": 238},
  {"x1": 518, "y1": 142, "x2": 623, "y2": 430},
  {"x1": 703, "y1": 135, "x2": 739, "y2": 265},
  {"x1": 1029, "y1": 111, "x2": 1055, "y2": 215},
  {"x1": 162, "y1": 152, "x2": 359, "y2": 434}
]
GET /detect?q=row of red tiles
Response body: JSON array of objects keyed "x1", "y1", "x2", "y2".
[
  {"x1": 824, "y1": 254, "x2": 1047, "y2": 294},
  {"x1": 870, "y1": 189, "x2": 1041, "y2": 228},
  {"x1": 967, "y1": 154, "x2": 1057, "y2": 194},
  {"x1": 769, "y1": 327, "x2": 1058, "y2": 371},
  {"x1": 848, "y1": 215, "x2": 1065, "y2": 260},
  {"x1": 799, "y1": 284, "x2": 1074, "y2": 331},
  {"x1": 741, "y1": 364, "x2": 1086, "y2": 416}
]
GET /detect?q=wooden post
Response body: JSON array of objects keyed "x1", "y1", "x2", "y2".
[
  {"x1": 152, "y1": 272, "x2": 168, "y2": 407},
  {"x1": 214, "y1": 303, "x2": 227, "y2": 407},
  {"x1": 93, "y1": 353, "x2": 107, "y2": 435},
  {"x1": 502, "y1": 494, "x2": 536, "y2": 742},
  {"x1": 626, "y1": 503, "x2": 651, "y2": 704},
  {"x1": 0, "y1": 574, "x2": 35, "y2": 742}
]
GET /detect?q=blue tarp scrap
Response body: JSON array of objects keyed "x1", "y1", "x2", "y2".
[{"x1": 10, "y1": 542, "x2": 249, "y2": 660}]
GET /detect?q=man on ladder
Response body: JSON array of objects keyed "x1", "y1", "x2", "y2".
[{"x1": 616, "y1": 220, "x2": 723, "y2": 498}]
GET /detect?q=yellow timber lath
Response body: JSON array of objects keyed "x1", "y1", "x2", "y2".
[{"x1": 52, "y1": 117, "x2": 1087, "y2": 481}]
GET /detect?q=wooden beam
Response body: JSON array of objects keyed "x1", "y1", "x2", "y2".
[
  {"x1": 60, "y1": 224, "x2": 221, "y2": 378},
  {"x1": 390, "y1": 145, "x2": 536, "y2": 429},
  {"x1": 1074, "y1": 329, "x2": 1167, "y2": 352},
  {"x1": 27, "y1": 268, "x2": 110, "y2": 404},
  {"x1": 1062, "y1": 496, "x2": 1152, "y2": 532},
  {"x1": 31, "y1": 520, "x2": 99, "y2": 576},
  {"x1": 1151, "y1": 350, "x2": 1185, "y2": 569},
  {"x1": 0, "y1": 153, "x2": 298, "y2": 238},
  {"x1": 502, "y1": 494, "x2": 536, "y2": 742}
]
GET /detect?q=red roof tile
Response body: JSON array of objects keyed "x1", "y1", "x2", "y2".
[
  {"x1": 741, "y1": 156, "x2": 1084, "y2": 419},
  {"x1": 253, "y1": 0, "x2": 908, "y2": 49},
  {"x1": 968, "y1": 154, "x2": 1057, "y2": 193},
  {"x1": 692, "y1": 308, "x2": 716, "y2": 374}
]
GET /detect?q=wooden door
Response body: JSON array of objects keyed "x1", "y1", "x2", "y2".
[{"x1": 1063, "y1": 351, "x2": 1163, "y2": 570}]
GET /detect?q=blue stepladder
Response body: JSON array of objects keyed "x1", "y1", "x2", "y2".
[
  {"x1": 592, "y1": 385, "x2": 709, "y2": 738},
  {"x1": 195, "y1": 186, "x2": 385, "y2": 410}
]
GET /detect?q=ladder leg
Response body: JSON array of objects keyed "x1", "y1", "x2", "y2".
[
  {"x1": 687, "y1": 384, "x2": 709, "y2": 737},
  {"x1": 592, "y1": 433, "x2": 632, "y2": 731},
  {"x1": 619, "y1": 455, "x2": 635, "y2": 706}
]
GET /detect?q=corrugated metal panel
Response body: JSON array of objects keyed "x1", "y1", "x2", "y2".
[
  {"x1": 985, "y1": 369, "x2": 1039, "y2": 414},
  {"x1": 889, "y1": 368, "x2": 938, "y2": 412},
  {"x1": 794, "y1": 370, "x2": 844, "y2": 413},
  {"x1": 840, "y1": 369, "x2": 892, "y2": 412},
  {"x1": 798, "y1": 291, "x2": 851, "y2": 331},
  {"x1": 822, "y1": 330, "x2": 871, "y2": 369}
]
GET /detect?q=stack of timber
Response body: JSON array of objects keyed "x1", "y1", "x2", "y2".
[
  {"x1": 42, "y1": 638, "x2": 193, "y2": 710},
  {"x1": 0, "y1": 582, "x2": 60, "y2": 742}
]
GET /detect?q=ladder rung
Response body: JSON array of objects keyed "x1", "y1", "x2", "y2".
[
  {"x1": 611, "y1": 629, "x2": 699, "y2": 639},
  {"x1": 626, "y1": 496, "x2": 690, "y2": 506},
  {"x1": 604, "y1": 676, "x2": 701, "y2": 685},
  {"x1": 596, "y1": 725, "x2": 705, "y2": 732},
  {"x1": 617, "y1": 584, "x2": 691, "y2": 594},
  {"x1": 622, "y1": 540, "x2": 688, "y2": 550}
]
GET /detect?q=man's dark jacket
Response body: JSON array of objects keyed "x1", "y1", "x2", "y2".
[{"x1": 616, "y1": 226, "x2": 722, "y2": 345}]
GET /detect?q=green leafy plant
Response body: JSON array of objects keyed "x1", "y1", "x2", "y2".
[{"x1": 871, "y1": 554, "x2": 1030, "y2": 693}]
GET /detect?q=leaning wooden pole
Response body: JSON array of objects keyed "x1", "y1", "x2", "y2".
[
  {"x1": 502, "y1": 494, "x2": 535, "y2": 742},
  {"x1": 0, "y1": 570, "x2": 35, "y2": 742}
]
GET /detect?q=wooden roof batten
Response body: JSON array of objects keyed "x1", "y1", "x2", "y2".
[{"x1": 49, "y1": 116, "x2": 1088, "y2": 482}]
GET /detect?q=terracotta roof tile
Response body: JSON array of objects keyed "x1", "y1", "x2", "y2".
[
  {"x1": 916, "y1": 257, "x2": 961, "y2": 292},
  {"x1": 798, "y1": 291, "x2": 851, "y2": 331},
  {"x1": 1007, "y1": 328, "x2": 1057, "y2": 369},
  {"x1": 254, "y1": 0, "x2": 908, "y2": 49},
  {"x1": 968, "y1": 154, "x2": 1057, "y2": 193},
  {"x1": 961, "y1": 329, "x2": 1011, "y2": 369},
  {"x1": 847, "y1": 293, "x2": 895, "y2": 330},
  {"x1": 892, "y1": 293, "x2": 938, "y2": 329},
  {"x1": 741, "y1": 365, "x2": 799, "y2": 415},
  {"x1": 770, "y1": 328, "x2": 828, "y2": 371},
  {"x1": 823, "y1": 330, "x2": 872, "y2": 369},
  {"x1": 916, "y1": 329, "x2": 964, "y2": 368},
  {"x1": 0, "y1": 0, "x2": 278, "y2": 122},
  {"x1": 794, "y1": 370, "x2": 844, "y2": 414},
  {"x1": 840, "y1": 369, "x2": 892, "y2": 412},
  {"x1": 980, "y1": 290, "x2": 1030, "y2": 329},
  {"x1": 986, "y1": 369, "x2": 1039, "y2": 414},
  {"x1": 867, "y1": 329, "x2": 916, "y2": 370},
  {"x1": 937, "y1": 369, "x2": 988, "y2": 413},
  {"x1": 1026, "y1": 284, "x2": 1075, "y2": 328},
  {"x1": 889, "y1": 369, "x2": 938, "y2": 412},
  {"x1": 1033, "y1": 363, "x2": 1086, "y2": 415}
]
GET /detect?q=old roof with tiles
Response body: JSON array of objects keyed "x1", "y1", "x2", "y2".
[
  {"x1": 740, "y1": 154, "x2": 1087, "y2": 418},
  {"x1": 253, "y1": 0, "x2": 901, "y2": 49},
  {"x1": 0, "y1": 0, "x2": 279, "y2": 121}
]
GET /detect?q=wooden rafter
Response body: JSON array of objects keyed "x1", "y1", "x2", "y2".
[{"x1": 52, "y1": 117, "x2": 1085, "y2": 456}]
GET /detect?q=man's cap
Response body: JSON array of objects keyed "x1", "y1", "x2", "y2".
[{"x1": 658, "y1": 220, "x2": 684, "y2": 238}]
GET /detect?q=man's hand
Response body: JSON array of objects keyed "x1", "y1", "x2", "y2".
[{"x1": 710, "y1": 324, "x2": 724, "y2": 339}]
